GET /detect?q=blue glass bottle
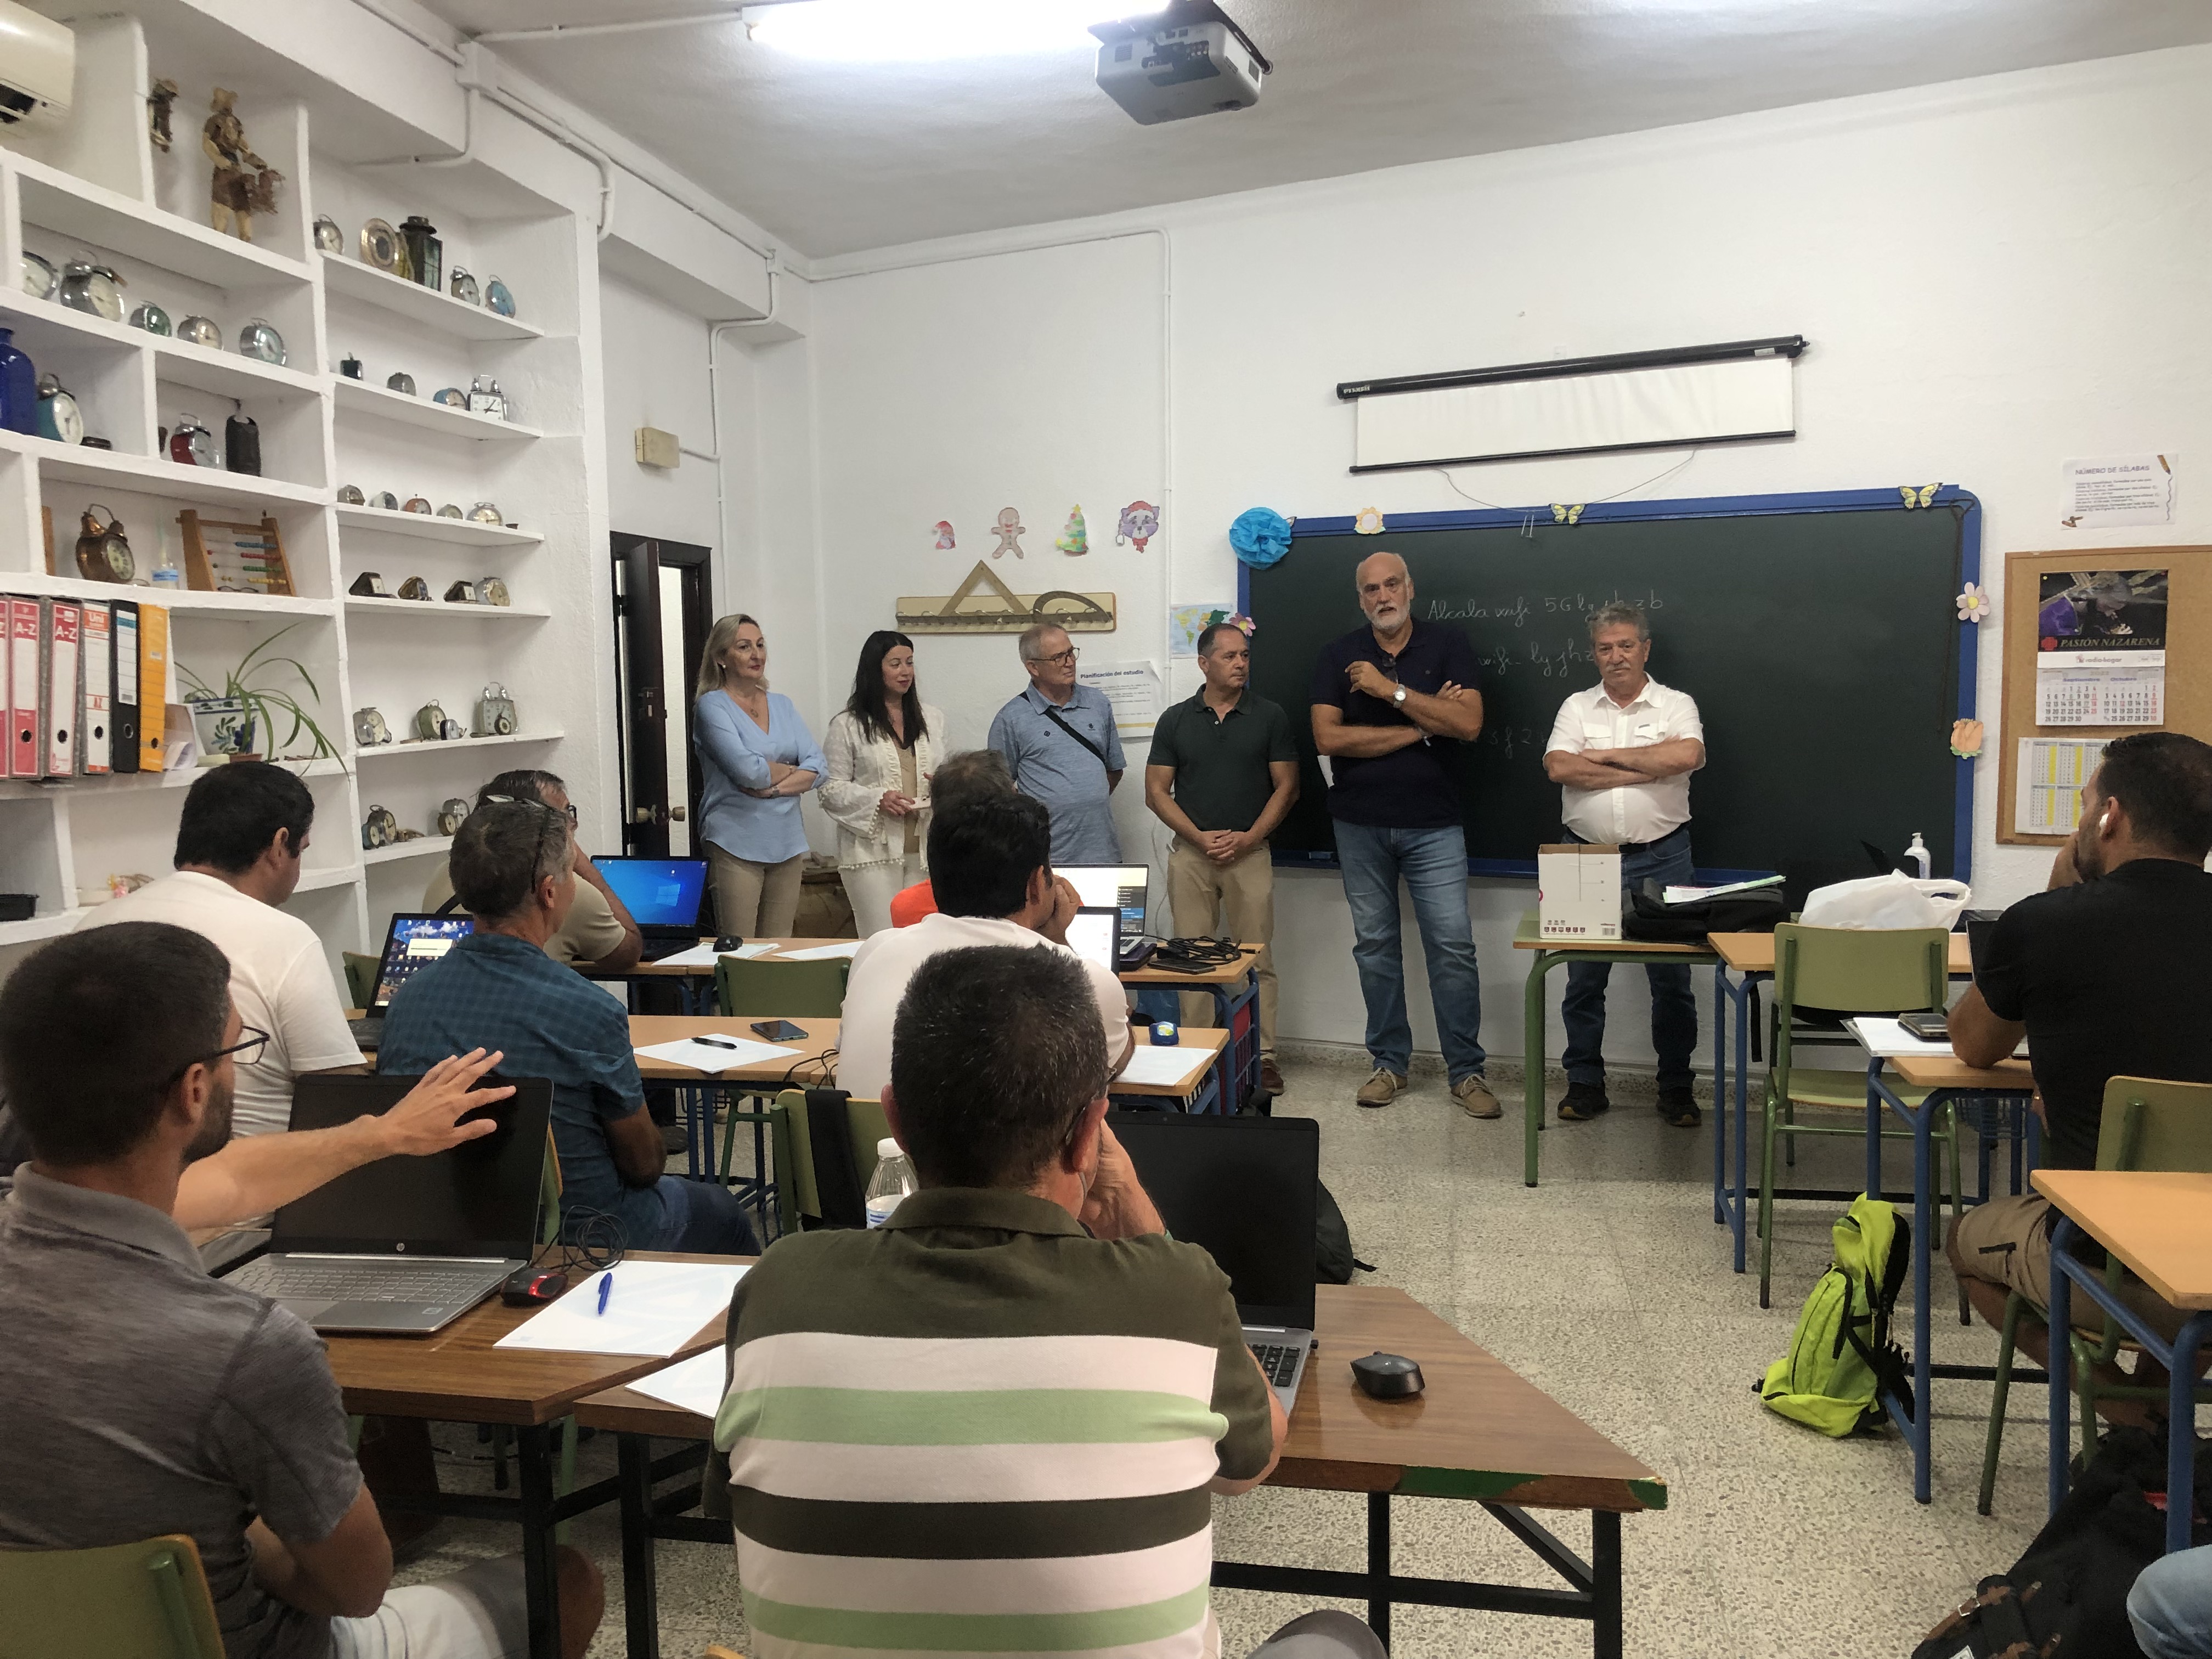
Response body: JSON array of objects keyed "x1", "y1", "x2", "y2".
[{"x1": 0, "y1": 329, "x2": 37, "y2": 435}]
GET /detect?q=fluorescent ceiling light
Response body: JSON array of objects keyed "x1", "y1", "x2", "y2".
[{"x1": 747, "y1": 1, "x2": 1161, "y2": 61}]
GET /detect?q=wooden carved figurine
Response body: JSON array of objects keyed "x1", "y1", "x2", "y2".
[
  {"x1": 148, "y1": 78, "x2": 178, "y2": 153},
  {"x1": 203, "y1": 88, "x2": 279, "y2": 242}
]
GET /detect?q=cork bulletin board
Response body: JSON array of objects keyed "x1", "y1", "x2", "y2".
[{"x1": 1996, "y1": 544, "x2": 2212, "y2": 844}]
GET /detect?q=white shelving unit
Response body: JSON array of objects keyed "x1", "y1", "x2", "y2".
[{"x1": 0, "y1": 13, "x2": 607, "y2": 985}]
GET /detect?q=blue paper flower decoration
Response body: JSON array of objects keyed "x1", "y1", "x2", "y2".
[{"x1": 1231, "y1": 507, "x2": 1293, "y2": 567}]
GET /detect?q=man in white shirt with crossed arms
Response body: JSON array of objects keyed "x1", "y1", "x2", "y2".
[{"x1": 1542, "y1": 602, "x2": 1706, "y2": 1129}]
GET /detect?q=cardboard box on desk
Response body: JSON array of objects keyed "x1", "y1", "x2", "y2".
[{"x1": 1538, "y1": 844, "x2": 1622, "y2": 941}]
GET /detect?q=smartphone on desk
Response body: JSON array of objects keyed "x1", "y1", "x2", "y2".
[
  {"x1": 1898, "y1": 1011, "x2": 1951, "y2": 1042},
  {"x1": 751, "y1": 1019, "x2": 809, "y2": 1042}
]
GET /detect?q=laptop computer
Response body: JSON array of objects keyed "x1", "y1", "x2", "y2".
[
  {"x1": 1060, "y1": 863, "x2": 1155, "y2": 969},
  {"x1": 352, "y1": 912, "x2": 475, "y2": 1052},
  {"x1": 1107, "y1": 1111, "x2": 1319, "y2": 1415},
  {"x1": 1063, "y1": 906, "x2": 1122, "y2": 980},
  {"x1": 223, "y1": 1074, "x2": 551, "y2": 1334},
  {"x1": 592, "y1": 855, "x2": 711, "y2": 960}
]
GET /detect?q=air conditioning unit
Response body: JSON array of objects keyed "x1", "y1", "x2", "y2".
[
  {"x1": 1090, "y1": 1, "x2": 1269, "y2": 127},
  {"x1": 0, "y1": 1, "x2": 71, "y2": 128}
]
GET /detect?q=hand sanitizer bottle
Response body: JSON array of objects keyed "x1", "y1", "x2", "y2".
[{"x1": 1904, "y1": 832, "x2": 1932, "y2": 879}]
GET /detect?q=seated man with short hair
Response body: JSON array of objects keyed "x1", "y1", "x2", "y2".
[
  {"x1": 379, "y1": 800, "x2": 757, "y2": 1254},
  {"x1": 1947, "y1": 731, "x2": 2212, "y2": 1421},
  {"x1": 0, "y1": 921, "x2": 605, "y2": 1659},
  {"x1": 714, "y1": 944, "x2": 1378, "y2": 1659},
  {"x1": 886, "y1": 748, "x2": 1015, "y2": 926},
  {"x1": 840, "y1": 787, "x2": 1133, "y2": 1101}
]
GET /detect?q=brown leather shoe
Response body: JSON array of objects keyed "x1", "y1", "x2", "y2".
[
  {"x1": 1355, "y1": 1067, "x2": 1406, "y2": 1108},
  {"x1": 1260, "y1": 1058, "x2": 1285, "y2": 1094},
  {"x1": 1452, "y1": 1075, "x2": 1502, "y2": 1119}
]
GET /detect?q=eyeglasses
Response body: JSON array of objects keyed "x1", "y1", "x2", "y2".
[
  {"x1": 167, "y1": 1024, "x2": 269, "y2": 1084},
  {"x1": 484, "y1": 793, "x2": 579, "y2": 826},
  {"x1": 1034, "y1": 648, "x2": 1079, "y2": 667}
]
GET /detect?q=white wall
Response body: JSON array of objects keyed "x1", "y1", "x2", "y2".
[
  {"x1": 767, "y1": 44, "x2": 2212, "y2": 1072},
  {"x1": 601, "y1": 274, "x2": 721, "y2": 548}
]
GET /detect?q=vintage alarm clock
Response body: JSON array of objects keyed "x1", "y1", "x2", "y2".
[
  {"x1": 473, "y1": 684, "x2": 518, "y2": 738},
  {"x1": 466, "y1": 374, "x2": 505, "y2": 419},
  {"x1": 387, "y1": 371, "x2": 417, "y2": 397},
  {"x1": 477, "y1": 577, "x2": 510, "y2": 607},
  {"x1": 467, "y1": 501, "x2": 504, "y2": 524},
  {"x1": 437, "y1": 503, "x2": 465, "y2": 518},
  {"x1": 443, "y1": 579, "x2": 476, "y2": 603},
  {"x1": 338, "y1": 353, "x2": 363, "y2": 380},
  {"x1": 348, "y1": 571, "x2": 390, "y2": 598},
  {"x1": 397, "y1": 576, "x2": 432, "y2": 601},
  {"x1": 402, "y1": 494, "x2": 433, "y2": 515},
  {"x1": 36, "y1": 374, "x2": 83, "y2": 444},
  {"x1": 58, "y1": 256, "x2": 125, "y2": 322},
  {"x1": 352, "y1": 707, "x2": 392, "y2": 746},
  {"x1": 484, "y1": 276, "x2": 516, "y2": 318},
  {"x1": 168, "y1": 413, "x2": 217, "y2": 467},
  {"x1": 312, "y1": 215, "x2": 344, "y2": 255},
  {"x1": 336, "y1": 484, "x2": 366, "y2": 505},
  {"x1": 21, "y1": 250, "x2": 55, "y2": 299},
  {"x1": 74, "y1": 505, "x2": 134, "y2": 583},
  {"x1": 175, "y1": 315, "x2": 221, "y2": 349},
  {"x1": 370, "y1": 490, "x2": 399, "y2": 510},
  {"x1": 449, "y1": 266, "x2": 480, "y2": 306},
  {"x1": 413, "y1": 700, "x2": 450, "y2": 741},
  {"x1": 435, "y1": 797, "x2": 470, "y2": 836},
  {"x1": 362, "y1": 804, "x2": 399, "y2": 849},
  {"x1": 237, "y1": 318, "x2": 285, "y2": 365},
  {"x1": 128, "y1": 301, "x2": 171, "y2": 336},
  {"x1": 432, "y1": 386, "x2": 466, "y2": 409}
]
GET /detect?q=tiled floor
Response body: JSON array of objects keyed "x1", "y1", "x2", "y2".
[{"x1": 395, "y1": 1053, "x2": 2068, "y2": 1658}]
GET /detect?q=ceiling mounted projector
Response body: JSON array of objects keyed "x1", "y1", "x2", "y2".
[{"x1": 1089, "y1": 1, "x2": 1269, "y2": 127}]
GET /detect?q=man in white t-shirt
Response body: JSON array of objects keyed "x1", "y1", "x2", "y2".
[
  {"x1": 77, "y1": 763, "x2": 364, "y2": 1139},
  {"x1": 838, "y1": 791, "x2": 1134, "y2": 1102}
]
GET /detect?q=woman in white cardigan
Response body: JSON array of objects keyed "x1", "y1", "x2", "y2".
[{"x1": 820, "y1": 630, "x2": 945, "y2": 935}]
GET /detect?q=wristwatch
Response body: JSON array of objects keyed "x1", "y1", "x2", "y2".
[{"x1": 1392, "y1": 684, "x2": 1408, "y2": 707}]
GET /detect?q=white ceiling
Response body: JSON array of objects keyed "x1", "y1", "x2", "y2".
[{"x1": 419, "y1": 0, "x2": 2212, "y2": 258}]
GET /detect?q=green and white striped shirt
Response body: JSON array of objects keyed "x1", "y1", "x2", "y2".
[{"x1": 714, "y1": 1186, "x2": 1274, "y2": 1659}]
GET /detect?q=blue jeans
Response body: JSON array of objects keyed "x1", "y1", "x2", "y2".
[
  {"x1": 1561, "y1": 826, "x2": 1697, "y2": 1090},
  {"x1": 2131, "y1": 1545, "x2": 2212, "y2": 1659},
  {"x1": 654, "y1": 1173, "x2": 760, "y2": 1254},
  {"x1": 1334, "y1": 820, "x2": 1485, "y2": 1083}
]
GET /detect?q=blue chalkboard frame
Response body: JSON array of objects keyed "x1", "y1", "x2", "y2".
[{"x1": 1235, "y1": 484, "x2": 1982, "y2": 882}]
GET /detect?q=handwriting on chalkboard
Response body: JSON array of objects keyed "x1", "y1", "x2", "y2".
[
  {"x1": 1479, "y1": 725, "x2": 1542, "y2": 760},
  {"x1": 1423, "y1": 589, "x2": 1666, "y2": 628}
]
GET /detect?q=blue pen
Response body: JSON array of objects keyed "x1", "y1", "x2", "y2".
[{"x1": 595, "y1": 1272, "x2": 613, "y2": 1317}]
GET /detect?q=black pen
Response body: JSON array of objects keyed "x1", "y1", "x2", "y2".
[{"x1": 695, "y1": 1036, "x2": 740, "y2": 1050}]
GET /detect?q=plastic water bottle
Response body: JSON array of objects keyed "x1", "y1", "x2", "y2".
[
  {"x1": 1904, "y1": 832, "x2": 1932, "y2": 879},
  {"x1": 864, "y1": 1138, "x2": 916, "y2": 1228}
]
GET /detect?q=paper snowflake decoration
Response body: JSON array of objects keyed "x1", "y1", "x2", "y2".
[{"x1": 1955, "y1": 583, "x2": 1990, "y2": 623}]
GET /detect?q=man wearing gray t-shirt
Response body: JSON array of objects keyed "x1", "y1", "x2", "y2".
[{"x1": 0, "y1": 923, "x2": 605, "y2": 1659}]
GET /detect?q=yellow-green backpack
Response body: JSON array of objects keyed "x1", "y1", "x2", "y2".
[{"x1": 1759, "y1": 1195, "x2": 1912, "y2": 1437}]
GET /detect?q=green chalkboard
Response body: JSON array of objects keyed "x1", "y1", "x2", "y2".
[{"x1": 1242, "y1": 493, "x2": 1975, "y2": 897}]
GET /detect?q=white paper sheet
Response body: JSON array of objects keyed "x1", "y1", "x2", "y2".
[
  {"x1": 2015, "y1": 737, "x2": 2108, "y2": 836},
  {"x1": 1077, "y1": 660, "x2": 1163, "y2": 733},
  {"x1": 2034, "y1": 654, "x2": 2165, "y2": 726},
  {"x1": 775, "y1": 940, "x2": 865, "y2": 961},
  {"x1": 633, "y1": 1036, "x2": 800, "y2": 1075},
  {"x1": 2061, "y1": 453, "x2": 2175, "y2": 529},
  {"x1": 627, "y1": 1346, "x2": 729, "y2": 1420},
  {"x1": 1846, "y1": 1017, "x2": 2027, "y2": 1061},
  {"x1": 648, "y1": 942, "x2": 778, "y2": 969},
  {"x1": 494, "y1": 1261, "x2": 749, "y2": 1358},
  {"x1": 1114, "y1": 1043, "x2": 1210, "y2": 1087}
]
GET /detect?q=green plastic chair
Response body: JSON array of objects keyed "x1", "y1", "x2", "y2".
[
  {"x1": 1758, "y1": 923, "x2": 1961, "y2": 1308},
  {"x1": 766, "y1": 1088, "x2": 890, "y2": 1238},
  {"x1": 713, "y1": 956, "x2": 848, "y2": 1019},
  {"x1": 1978, "y1": 1076, "x2": 2212, "y2": 1515},
  {"x1": 0, "y1": 1534, "x2": 224, "y2": 1659},
  {"x1": 343, "y1": 950, "x2": 379, "y2": 1011}
]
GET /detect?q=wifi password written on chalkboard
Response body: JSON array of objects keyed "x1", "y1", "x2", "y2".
[{"x1": 1423, "y1": 589, "x2": 1667, "y2": 627}]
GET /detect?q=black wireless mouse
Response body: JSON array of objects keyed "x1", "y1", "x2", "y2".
[
  {"x1": 1351, "y1": 1351, "x2": 1425, "y2": 1400},
  {"x1": 715, "y1": 935, "x2": 746, "y2": 953}
]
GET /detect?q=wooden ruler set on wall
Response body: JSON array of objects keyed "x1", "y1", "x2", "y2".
[{"x1": 895, "y1": 559, "x2": 1115, "y2": 634}]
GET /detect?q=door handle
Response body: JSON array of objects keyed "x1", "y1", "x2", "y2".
[{"x1": 669, "y1": 806, "x2": 687, "y2": 821}]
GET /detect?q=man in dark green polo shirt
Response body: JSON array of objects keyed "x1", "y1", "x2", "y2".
[{"x1": 1146, "y1": 623, "x2": 1299, "y2": 1093}]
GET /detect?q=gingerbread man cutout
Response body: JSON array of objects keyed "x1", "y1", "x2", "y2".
[{"x1": 990, "y1": 507, "x2": 1026, "y2": 559}]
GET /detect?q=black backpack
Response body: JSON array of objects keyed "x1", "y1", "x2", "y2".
[{"x1": 1621, "y1": 879, "x2": 1786, "y2": 944}]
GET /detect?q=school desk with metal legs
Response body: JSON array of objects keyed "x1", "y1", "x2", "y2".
[
  {"x1": 579, "y1": 1284, "x2": 1664, "y2": 1659},
  {"x1": 1122, "y1": 943, "x2": 1266, "y2": 1110},
  {"x1": 2039, "y1": 1169, "x2": 2212, "y2": 1555}
]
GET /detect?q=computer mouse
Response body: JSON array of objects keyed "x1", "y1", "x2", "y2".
[
  {"x1": 1351, "y1": 1351, "x2": 1424, "y2": 1400},
  {"x1": 715, "y1": 935, "x2": 746, "y2": 953},
  {"x1": 501, "y1": 1269, "x2": 567, "y2": 1307}
]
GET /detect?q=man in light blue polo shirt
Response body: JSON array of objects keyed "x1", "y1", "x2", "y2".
[{"x1": 988, "y1": 621, "x2": 1125, "y2": 864}]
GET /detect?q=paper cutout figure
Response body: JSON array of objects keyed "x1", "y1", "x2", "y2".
[
  {"x1": 1354, "y1": 507, "x2": 1385, "y2": 535},
  {"x1": 1115, "y1": 500, "x2": 1159, "y2": 552},
  {"x1": 1056, "y1": 505, "x2": 1089, "y2": 556},
  {"x1": 1551, "y1": 503, "x2": 1585, "y2": 525},
  {"x1": 933, "y1": 520, "x2": 956, "y2": 550},
  {"x1": 1950, "y1": 719, "x2": 1984, "y2": 759},
  {"x1": 1899, "y1": 482, "x2": 1940, "y2": 509},
  {"x1": 990, "y1": 507, "x2": 1025, "y2": 559},
  {"x1": 1955, "y1": 583, "x2": 1990, "y2": 623}
]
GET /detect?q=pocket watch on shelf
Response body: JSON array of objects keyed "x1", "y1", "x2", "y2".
[
  {"x1": 465, "y1": 374, "x2": 506, "y2": 420},
  {"x1": 73, "y1": 505, "x2": 134, "y2": 584},
  {"x1": 21, "y1": 250, "x2": 55, "y2": 300},
  {"x1": 386, "y1": 371, "x2": 416, "y2": 397},
  {"x1": 129, "y1": 302, "x2": 172, "y2": 336},
  {"x1": 473, "y1": 685, "x2": 518, "y2": 738},
  {"x1": 477, "y1": 576, "x2": 510, "y2": 607},
  {"x1": 467, "y1": 501, "x2": 504, "y2": 524},
  {"x1": 484, "y1": 276, "x2": 516, "y2": 318},
  {"x1": 360, "y1": 218, "x2": 404, "y2": 273},
  {"x1": 336, "y1": 484, "x2": 366, "y2": 505},
  {"x1": 36, "y1": 374, "x2": 83, "y2": 445},
  {"x1": 362, "y1": 804, "x2": 399, "y2": 849},
  {"x1": 58, "y1": 256, "x2": 125, "y2": 322},
  {"x1": 352, "y1": 706, "x2": 392, "y2": 746},
  {"x1": 443, "y1": 579, "x2": 476, "y2": 603},
  {"x1": 397, "y1": 576, "x2": 432, "y2": 601},
  {"x1": 449, "y1": 267, "x2": 479, "y2": 306},
  {"x1": 348, "y1": 571, "x2": 389, "y2": 597},
  {"x1": 432, "y1": 387, "x2": 466, "y2": 409},
  {"x1": 167, "y1": 412, "x2": 217, "y2": 468},
  {"x1": 370, "y1": 490, "x2": 399, "y2": 510},
  {"x1": 312, "y1": 215, "x2": 344, "y2": 255},
  {"x1": 176, "y1": 315, "x2": 221, "y2": 349},
  {"x1": 435, "y1": 796, "x2": 470, "y2": 836},
  {"x1": 237, "y1": 317, "x2": 285, "y2": 365}
]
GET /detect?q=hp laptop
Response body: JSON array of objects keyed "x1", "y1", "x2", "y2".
[
  {"x1": 1063, "y1": 907, "x2": 1122, "y2": 980},
  {"x1": 224, "y1": 1075, "x2": 551, "y2": 1334},
  {"x1": 1060, "y1": 864, "x2": 1155, "y2": 969},
  {"x1": 592, "y1": 855, "x2": 711, "y2": 960},
  {"x1": 352, "y1": 913, "x2": 475, "y2": 1052},
  {"x1": 1107, "y1": 1111, "x2": 1319, "y2": 1415}
]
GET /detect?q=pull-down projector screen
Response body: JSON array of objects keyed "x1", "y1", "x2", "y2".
[{"x1": 1345, "y1": 342, "x2": 1800, "y2": 473}]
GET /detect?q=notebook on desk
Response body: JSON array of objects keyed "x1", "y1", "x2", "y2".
[{"x1": 592, "y1": 856, "x2": 712, "y2": 960}]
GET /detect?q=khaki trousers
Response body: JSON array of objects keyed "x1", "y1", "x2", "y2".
[
  {"x1": 707, "y1": 844, "x2": 805, "y2": 939},
  {"x1": 1166, "y1": 838, "x2": 1277, "y2": 1057}
]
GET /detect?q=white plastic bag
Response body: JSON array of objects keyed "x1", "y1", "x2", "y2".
[{"x1": 1798, "y1": 873, "x2": 1973, "y2": 931}]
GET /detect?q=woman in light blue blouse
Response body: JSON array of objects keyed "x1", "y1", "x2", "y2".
[{"x1": 693, "y1": 612, "x2": 825, "y2": 936}]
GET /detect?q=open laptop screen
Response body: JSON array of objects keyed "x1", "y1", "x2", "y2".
[
  {"x1": 1059, "y1": 864, "x2": 1148, "y2": 937},
  {"x1": 374, "y1": 915, "x2": 474, "y2": 1008},
  {"x1": 275, "y1": 1075, "x2": 551, "y2": 1256},
  {"x1": 1063, "y1": 908, "x2": 1120, "y2": 978},
  {"x1": 592, "y1": 856, "x2": 709, "y2": 930},
  {"x1": 1107, "y1": 1113, "x2": 1318, "y2": 1330}
]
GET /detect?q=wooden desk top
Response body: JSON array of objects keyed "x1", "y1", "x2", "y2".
[
  {"x1": 2033, "y1": 1170, "x2": 2212, "y2": 1310},
  {"x1": 325, "y1": 1251, "x2": 752, "y2": 1426},
  {"x1": 630, "y1": 1016, "x2": 840, "y2": 1081},
  {"x1": 1889, "y1": 1054, "x2": 2034, "y2": 1093},
  {"x1": 1108, "y1": 1029, "x2": 1229, "y2": 1098},
  {"x1": 1120, "y1": 944, "x2": 1265, "y2": 987},
  {"x1": 1710, "y1": 931, "x2": 1974, "y2": 975},
  {"x1": 577, "y1": 1283, "x2": 1664, "y2": 1515},
  {"x1": 592, "y1": 939, "x2": 858, "y2": 979},
  {"x1": 1511, "y1": 911, "x2": 1710, "y2": 957}
]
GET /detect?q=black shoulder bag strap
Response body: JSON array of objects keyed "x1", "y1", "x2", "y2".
[
  {"x1": 1041, "y1": 703, "x2": 1110, "y2": 768},
  {"x1": 435, "y1": 891, "x2": 466, "y2": 916}
]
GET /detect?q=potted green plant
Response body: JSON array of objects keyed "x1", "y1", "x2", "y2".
[{"x1": 179, "y1": 623, "x2": 342, "y2": 765}]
